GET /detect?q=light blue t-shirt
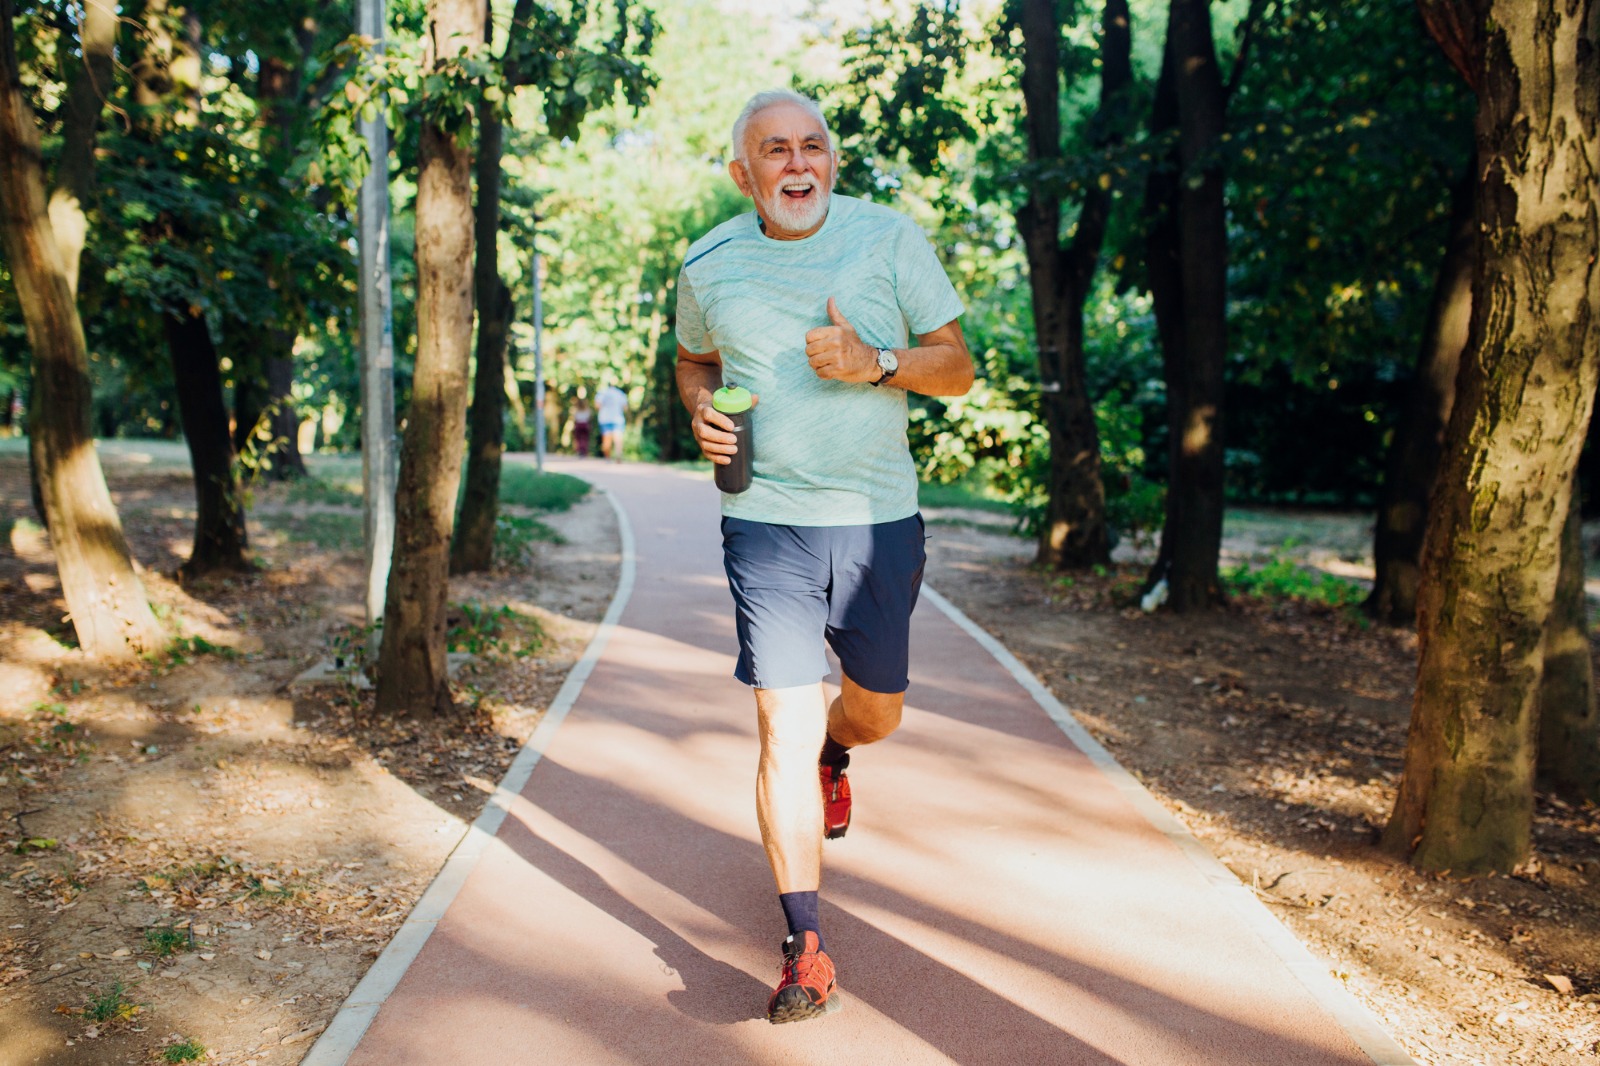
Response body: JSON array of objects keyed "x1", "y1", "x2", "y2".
[{"x1": 676, "y1": 194, "x2": 964, "y2": 526}]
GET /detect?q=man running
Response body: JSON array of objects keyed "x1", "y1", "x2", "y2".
[
  {"x1": 595, "y1": 381, "x2": 628, "y2": 461},
  {"x1": 674, "y1": 88, "x2": 973, "y2": 1024}
]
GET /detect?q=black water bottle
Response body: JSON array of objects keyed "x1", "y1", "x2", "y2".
[{"x1": 712, "y1": 384, "x2": 753, "y2": 494}]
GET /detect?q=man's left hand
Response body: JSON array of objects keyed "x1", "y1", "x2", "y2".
[{"x1": 804, "y1": 297, "x2": 877, "y2": 383}]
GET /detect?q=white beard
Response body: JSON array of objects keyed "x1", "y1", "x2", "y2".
[{"x1": 760, "y1": 182, "x2": 831, "y2": 235}]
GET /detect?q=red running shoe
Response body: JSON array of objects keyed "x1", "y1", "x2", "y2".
[
  {"x1": 766, "y1": 931, "x2": 841, "y2": 1023},
  {"x1": 820, "y1": 760, "x2": 851, "y2": 840}
]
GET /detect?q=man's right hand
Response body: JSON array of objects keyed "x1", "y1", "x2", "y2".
[{"x1": 693, "y1": 394, "x2": 758, "y2": 466}]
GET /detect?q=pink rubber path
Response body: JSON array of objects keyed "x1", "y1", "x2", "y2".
[{"x1": 339, "y1": 461, "x2": 1405, "y2": 1065}]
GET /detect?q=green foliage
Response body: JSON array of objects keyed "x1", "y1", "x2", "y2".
[
  {"x1": 152, "y1": 636, "x2": 241, "y2": 671},
  {"x1": 143, "y1": 926, "x2": 192, "y2": 958},
  {"x1": 494, "y1": 513, "x2": 562, "y2": 568},
  {"x1": 162, "y1": 1041, "x2": 207, "y2": 1064},
  {"x1": 496, "y1": 467, "x2": 590, "y2": 511},
  {"x1": 1223, "y1": 551, "x2": 1367, "y2": 607},
  {"x1": 80, "y1": 982, "x2": 141, "y2": 1024},
  {"x1": 447, "y1": 602, "x2": 544, "y2": 658}
]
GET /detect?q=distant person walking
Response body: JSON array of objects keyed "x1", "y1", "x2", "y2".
[
  {"x1": 675, "y1": 88, "x2": 973, "y2": 1024},
  {"x1": 571, "y1": 393, "x2": 592, "y2": 458},
  {"x1": 595, "y1": 382, "x2": 627, "y2": 462}
]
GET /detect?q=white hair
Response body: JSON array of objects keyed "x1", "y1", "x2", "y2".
[{"x1": 730, "y1": 88, "x2": 832, "y2": 163}]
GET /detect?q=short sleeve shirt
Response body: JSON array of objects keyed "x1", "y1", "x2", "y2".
[{"x1": 676, "y1": 195, "x2": 964, "y2": 526}]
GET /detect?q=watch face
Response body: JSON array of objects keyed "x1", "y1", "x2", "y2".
[{"x1": 878, "y1": 348, "x2": 898, "y2": 373}]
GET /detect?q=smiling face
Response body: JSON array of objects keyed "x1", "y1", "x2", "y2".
[{"x1": 729, "y1": 100, "x2": 838, "y2": 241}]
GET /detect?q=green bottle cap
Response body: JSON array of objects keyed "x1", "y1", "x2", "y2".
[{"x1": 712, "y1": 384, "x2": 752, "y2": 414}]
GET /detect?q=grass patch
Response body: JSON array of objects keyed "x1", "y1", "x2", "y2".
[
  {"x1": 1224, "y1": 551, "x2": 1367, "y2": 608},
  {"x1": 268, "y1": 510, "x2": 364, "y2": 552},
  {"x1": 283, "y1": 476, "x2": 362, "y2": 507},
  {"x1": 447, "y1": 602, "x2": 545, "y2": 658},
  {"x1": 497, "y1": 466, "x2": 590, "y2": 511},
  {"x1": 79, "y1": 981, "x2": 141, "y2": 1023},
  {"x1": 918, "y1": 475, "x2": 1016, "y2": 514},
  {"x1": 494, "y1": 513, "x2": 562, "y2": 567},
  {"x1": 143, "y1": 925, "x2": 192, "y2": 958},
  {"x1": 162, "y1": 1040, "x2": 206, "y2": 1063}
]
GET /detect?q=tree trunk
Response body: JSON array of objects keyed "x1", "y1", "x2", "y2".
[
  {"x1": 166, "y1": 308, "x2": 251, "y2": 576},
  {"x1": 1016, "y1": 0, "x2": 1129, "y2": 571},
  {"x1": 1537, "y1": 491, "x2": 1600, "y2": 802},
  {"x1": 452, "y1": 94, "x2": 509, "y2": 575},
  {"x1": 375, "y1": 0, "x2": 485, "y2": 718},
  {"x1": 1142, "y1": 34, "x2": 1185, "y2": 599},
  {"x1": 0, "y1": 0, "x2": 164, "y2": 659},
  {"x1": 1382, "y1": 0, "x2": 1600, "y2": 874},
  {"x1": 1162, "y1": 0, "x2": 1229, "y2": 611},
  {"x1": 47, "y1": 0, "x2": 115, "y2": 297},
  {"x1": 1366, "y1": 169, "x2": 1475, "y2": 624}
]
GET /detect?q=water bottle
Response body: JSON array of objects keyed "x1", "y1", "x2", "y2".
[{"x1": 712, "y1": 384, "x2": 753, "y2": 494}]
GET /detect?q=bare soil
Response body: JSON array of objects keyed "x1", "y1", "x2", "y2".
[
  {"x1": 0, "y1": 444, "x2": 617, "y2": 1065},
  {"x1": 2, "y1": 447, "x2": 1597, "y2": 1065}
]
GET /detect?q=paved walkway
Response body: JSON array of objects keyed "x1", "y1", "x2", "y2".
[{"x1": 305, "y1": 460, "x2": 1413, "y2": 1066}]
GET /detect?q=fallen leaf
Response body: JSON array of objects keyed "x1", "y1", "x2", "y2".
[
  {"x1": 255, "y1": 949, "x2": 272, "y2": 961},
  {"x1": 1547, "y1": 974, "x2": 1574, "y2": 995}
]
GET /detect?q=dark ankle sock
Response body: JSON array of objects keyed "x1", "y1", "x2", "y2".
[
  {"x1": 819, "y1": 734, "x2": 851, "y2": 769},
  {"x1": 778, "y1": 891, "x2": 823, "y2": 951}
]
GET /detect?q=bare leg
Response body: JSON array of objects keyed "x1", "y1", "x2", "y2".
[
  {"x1": 827, "y1": 673, "x2": 904, "y2": 748},
  {"x1": 755, "y1": 684, "x2": 828, "y2": 892}
]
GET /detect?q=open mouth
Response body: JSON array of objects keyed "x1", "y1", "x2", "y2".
[{"x1": 781, "y1": 182, "x2": 814, "y2": 200}]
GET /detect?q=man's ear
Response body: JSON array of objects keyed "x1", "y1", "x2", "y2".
[{"x1": 728, "y1": 158, "x2": 753, "y2": 198}]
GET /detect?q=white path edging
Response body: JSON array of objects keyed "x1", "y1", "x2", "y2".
[
  {"x1": 302, "y1": 485, "x2": 637, "y2": 1065},
  {"x1": 920, "y1": 583, "x2": 1417, "y2": 1066}
]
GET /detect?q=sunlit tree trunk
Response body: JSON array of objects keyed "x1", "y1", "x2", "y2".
[
  {"x1": 1015, "y1": 0, "x2": 1130, "y2": 570},
  {"x1": 1383, "y1": 0, "x2": 1600, "y2": 874},
  {"x1": 1537, "y1": 495, "x2": 1600, "y2": 802},
  {"x1": 0, "y1": 0, "x2": 164, "y2": 659},
  {"x1": 1366, "y1": 169, "x2": 1474, "y2": 624},
  {"x1": 47, "y1": 0, "x2": 115, "y2": 297},
  {"x1": 375, "y1": 0, "x2": 485, "y2": 718}
]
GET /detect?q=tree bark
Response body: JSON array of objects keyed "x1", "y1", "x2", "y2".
[
  {"x1": 166, "y1": 308, "x2": 251, "y2": 577},
  {"x1": 47, "y1": 0, "x2": 115, "y2": 297},
  {"x1": 375, "y1": 0, "x2": 485, "y2": 718},
  {"x1": 451, "y1": 92, "x2": 509, "y2": 575},
  {"x1": 1016, "y1": 0, "x2": 1129, "y2": 570},
  {"x1": 0, "y1": 0, "x2": 165, "y2": 659},
  {"x1": 453, "y1": 0, "x2": 537, "y2": 573},
  {"x1": 1538, "y1": 492, "x2": 1600, "y2": 802},
  {"x1": 1383, "y1": 0, "x2": 1600, "y2": 874},
  {"x1": 1365, "y1": 169, "x2": 1474, "y2": 624},
  {"x1": 1144, "y1": 0, "x2": 1228, "y2": 610}
]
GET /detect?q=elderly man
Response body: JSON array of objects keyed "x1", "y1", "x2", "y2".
[{"x1": 675, "y1": 88, "x2": 973, "y2": 1024}]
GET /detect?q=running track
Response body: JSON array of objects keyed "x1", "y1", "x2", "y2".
[{"x1": 305, "y1": 459, "x2": 1414, "y2": 1066}]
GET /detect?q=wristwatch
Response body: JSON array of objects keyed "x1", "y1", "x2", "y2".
[{"x1": 870, "y1": 347, "x2": 899, "y2": 387}]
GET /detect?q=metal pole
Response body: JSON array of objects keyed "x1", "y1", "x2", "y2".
[
  {"x1": 357, "y1": 0, "x2": 396, "y2": 632},
  {"x1": 532, "y1": 236, "x2": 545, "y2": 473}
]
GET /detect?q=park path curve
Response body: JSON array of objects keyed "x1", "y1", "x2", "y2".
[{"x1": 305, "y1": 459, "x2": 1414, "y2": 1066}]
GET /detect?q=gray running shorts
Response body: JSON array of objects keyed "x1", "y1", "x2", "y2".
[{"x1": 720, "y1": 513, "x2": 927, "y2": 693}]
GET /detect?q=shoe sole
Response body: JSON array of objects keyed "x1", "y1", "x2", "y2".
[
  {"x1": 767, "y1": 986, "x2": 843, "y2": 1024},
  {"x1": 823, "y1": 815, "x2": 849, "y2": 840}
]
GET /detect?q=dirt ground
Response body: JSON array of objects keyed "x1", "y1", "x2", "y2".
[{"x1": 2, "y1": 445, "x2": 1597, "y2": 1065}]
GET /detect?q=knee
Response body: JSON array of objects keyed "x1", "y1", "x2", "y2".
[{"x1": 841, "y1": 690, "x2": 903, "y2": 744}]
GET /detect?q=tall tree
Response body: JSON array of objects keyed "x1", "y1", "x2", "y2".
[
  {"x1": 454, "y1": 0, "x2": 656, "y2": 572},
  {"x1": 1014, "y1": 0, "x2": 1130, "y2": 570},
  {"x1": 1142, "y1": 0, "x2": 1234, "y2": 610},
  {"x1": 1537, "y1": 494, "x2": 1600, "y2": 802},
  {"x1": 375, "y1": 0, "x2": 485, "y2": 718},
  {"x1": 1364, "y1": 169, "x2": 1474, "y2": 624},
  {"x1": 1383, "y1": 0, "x2": 1600, "y2": 873},
  {"x1": 130, "y1": 1, "x2": 251, "y2": 577},
  {"x1": 0, "y1": 0, "x2": 165, "y2": 658}
]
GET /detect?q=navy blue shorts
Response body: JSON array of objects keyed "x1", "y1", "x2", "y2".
[{"x1": 721, "y1": 514, "x2": 927, "y2": 693}]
